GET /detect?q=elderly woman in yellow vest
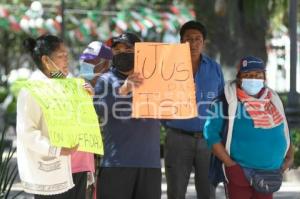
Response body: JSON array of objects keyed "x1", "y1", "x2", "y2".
[{"x1": 204, "y1": 56, "x2": 293, "y2": 199}]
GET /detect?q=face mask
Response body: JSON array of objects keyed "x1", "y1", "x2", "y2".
[
  {"x1": 47, "y1": 57, "x2": 66, "y2": 79},
  {"x1": 79, "y1": 61, "x2": 95, "y2": 80},
  {"x1": 241, "y1": 78, "x2": 264, "y2": 96},
  {"x1": 50, "y1": 71, "x2": 65, "y2": 79},
  {"x1": 112, "y1": 52, "x2": 134, "y2": 73}
]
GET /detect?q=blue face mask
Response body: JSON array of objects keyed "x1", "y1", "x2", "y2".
[
  {"x1": 79, "y1": 61, "x2": 95, "y2": 80},
  {"x1": 241, "y1": 78, "x2": 264, "y2": 96}
]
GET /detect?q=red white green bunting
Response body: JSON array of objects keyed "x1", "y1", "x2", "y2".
[{"x1": 0, "y1": 3, "x2": 195, "y2": 43}]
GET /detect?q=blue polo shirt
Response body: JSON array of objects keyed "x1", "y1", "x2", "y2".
[
  {"x1": 165, "y1": 54, "x2": 224, "y2": 132},
  {"x1": 93, "y1": 68, "x2": 161, "y2": 168}
]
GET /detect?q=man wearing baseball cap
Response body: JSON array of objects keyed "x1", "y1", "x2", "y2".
[
  {"x1": 79, "y1": 41, "x2": 113, "y2": 87},
  {"x1": 94, "y1": 32, "x2": 161, "y2": 199},
  {"x1": 204, "y1": 56, "x2": 294, "y2": 199}
]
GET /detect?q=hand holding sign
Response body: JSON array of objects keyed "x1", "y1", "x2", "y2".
[
  {"x1": 60, "y1": 144, "x2": 79, "y2": 156},
  {"x1": 119, "y1": 73, "x2": 143, "y2": 96},
  {"x1": 132, "y1": 43, "x2": 198, "y2": 119},
  {"x1": 83, "y1": 82, "x2": 94, "y2": 96}
]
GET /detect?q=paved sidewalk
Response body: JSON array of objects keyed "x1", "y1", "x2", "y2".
[
  {"x1": 10, "y1": 172, "x2": 300, "y2": 199},
  {"x1": 9, "y1": 158, "x2": 300, "y2": 199},
  {"x1": 161, "y1": 174, "x2": 300, "y2": 199}
]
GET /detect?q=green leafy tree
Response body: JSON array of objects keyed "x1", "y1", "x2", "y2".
[{"x1": 193, "y1": 0, "x2": 289, "y2": 67}]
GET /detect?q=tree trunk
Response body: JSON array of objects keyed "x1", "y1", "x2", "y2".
[{"x1": 194, "y1": 0, "x2": 268, "y2": 68}]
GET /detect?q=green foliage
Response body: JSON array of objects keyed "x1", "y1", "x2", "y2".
[
  {"x1": 194, "y1": 0, "x2": 290, "y2": 67},
  {"x1": 0, "y1": 0, "x2": 195, "y2": 77},
  {"x1": 5, "y1": 99, "x2": 16, "y2": 127},
  {"x1": 66, "y1": 0, "x2": 110, "y2": 9},
  {"x1": 291, "y1": 128, "x2": 300, "y2": 167},
  {"x1": 278, "y1": 93, "x2": 288, "y2": 106},
  {"x1": 0, "y1": 128, "x2": 19, "y2": 199},
  {"x1": 160, "y1": 125, "x2": 167, "y2": 145},
  {"x1": 0, "y1": 86, "x2": 8, "y2": 103}
]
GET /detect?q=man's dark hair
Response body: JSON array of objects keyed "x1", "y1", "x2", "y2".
[
  {"x1": 180, "y1": 20, "x2": 207, "y2": 41},
  {"x1": 23, "y1": 35, "x2": 63, "y2": 70}
]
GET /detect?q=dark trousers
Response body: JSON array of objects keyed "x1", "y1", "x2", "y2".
[
  {"x1": 164, "y1": 128, "x2": 216, "y2": 199},
  {"x1": 97, "y1": 167, "x2": 161, "y2": 199},
  {"x1": 34, "y1": 172, "x2": 87, "y2": 199},
  {"x1": 225, "y1": 165, "x2": 273, "y2": 199}
]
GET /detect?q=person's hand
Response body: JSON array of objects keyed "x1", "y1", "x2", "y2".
[
  {"x1": 60, "y1": 144, "x2": 79, "y2": 156},
  {"x1": 282, "y1": 145, "x2": 294, "y2": 172},
  {"x1": 119, "y1": 73, "x2": 143, "y2": 96},
  {"x1": 212, "y1": 142, "x2": 237, "y2": 168},
  {"x1": 224, "y1": 160, "x2": 237, "y2": 167},
  {"x1": 282, "y1": 155, "x2": 294, "y2": 172},
  {"x1": 83, "y1": 82, "x2": 94, "y2": 96}
]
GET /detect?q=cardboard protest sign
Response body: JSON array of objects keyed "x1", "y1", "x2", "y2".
[
  {"x1": 132, "y1": 42, "x2": 197, "y2": 119},
  {"x1": 17, "y1": 78, "x2": 103, "y2": 155}
]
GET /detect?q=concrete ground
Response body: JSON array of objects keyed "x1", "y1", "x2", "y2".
[
  {"x1": 9, "y1": 175, "x2": 300, "y2": 199},
  {"x1": 9, "y1": 160, "x2": 300, "y2": 199}
]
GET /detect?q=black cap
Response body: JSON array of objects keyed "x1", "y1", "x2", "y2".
[
  {"x1": 180, "y1": 20, "x2": 207, "y2": 40},
  {"x1": 112, "y1": 32, "x2": 141, "y2": 48}
]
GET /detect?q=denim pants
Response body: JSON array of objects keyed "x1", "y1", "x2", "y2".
[{"x1": 164, "y1": 128, "x2": 216, "y2": 199}]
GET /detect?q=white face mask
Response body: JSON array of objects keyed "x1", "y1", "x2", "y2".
[{"x1": 241, "y1": 78, "x2": 264, "y2": 96}]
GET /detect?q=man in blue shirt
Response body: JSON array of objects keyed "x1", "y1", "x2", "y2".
[
  {"x1": 94, "y1": 33, "x2": 161, "y2": 199},
  {"x1": 164, "y1": 21, "x2": 224, "y2": 199}
]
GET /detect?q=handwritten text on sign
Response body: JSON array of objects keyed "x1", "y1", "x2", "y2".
[
  {"x1": 18, "y1": 78, "x2": 103, "y2": 155},
  {"x1": 132, "y1": 43, "x2": 197, "y2": 119}
]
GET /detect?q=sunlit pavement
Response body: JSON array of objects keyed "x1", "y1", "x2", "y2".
[
  {"x1": 10, "y1": 176, "x2": 300, "y2": 199},
  {"x1": 161, "y1": 174, "x2": 300, "y2": 199},
  {"x1": 9, "y1": 158, "x2": 300, "y2": 199}
]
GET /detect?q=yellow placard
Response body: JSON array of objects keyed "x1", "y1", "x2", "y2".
[
  {"x1": 132, "y1": 42, "x2": 198, "y2": 119},
  {"x1": 17, "y1": 78, "x2": 103, "y2": 155}
]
